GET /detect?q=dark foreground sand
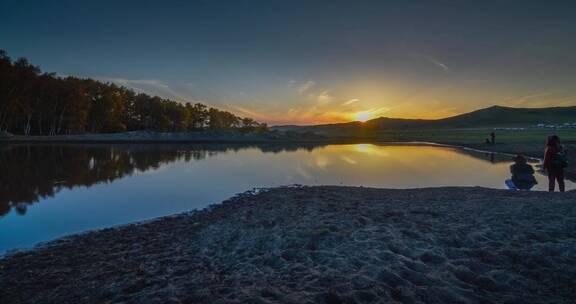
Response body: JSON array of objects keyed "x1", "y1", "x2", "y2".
[{"x1": 1, "y1": 186, "x2": 575, "y2": 304}]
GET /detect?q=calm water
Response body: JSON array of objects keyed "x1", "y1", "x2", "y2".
[{"x1": 1, "y1": 143, "x2": 573, "y2": 253}]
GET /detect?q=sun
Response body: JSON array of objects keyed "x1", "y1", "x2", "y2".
[
  {"x1": 355, "y1": 112, "x2": 371, "y2": 122},
  {"x1": 352, "y1": 107, "x2": 389, "y2": 122}
]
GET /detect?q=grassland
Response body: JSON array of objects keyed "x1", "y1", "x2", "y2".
[{"x1": 305, "y1": 127, "x2": 576, "y2": 144}]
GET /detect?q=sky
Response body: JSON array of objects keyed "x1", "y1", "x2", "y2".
[{"x1": 1, "y1": 0, "x2": 576, "y2": 125}]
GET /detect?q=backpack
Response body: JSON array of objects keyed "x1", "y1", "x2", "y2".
[{"x1": 551, "y1": 152, "x2": 568, "y2": 169}]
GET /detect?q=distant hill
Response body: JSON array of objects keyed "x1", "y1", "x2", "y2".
[
  {"x1": 271, "y1": 106, "x2": 576, "y2": 135},
  {"x1": 432, "y1": 105, "x2": 576, "y2": 128}
]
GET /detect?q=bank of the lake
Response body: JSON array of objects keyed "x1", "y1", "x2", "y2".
[
  {"x1": 0, "y1": 130, "x2": 327, "y2": 143},
  {"x1": 460, "y1": 142, "x2": 576, "y2": 180},
  {"x1": 1, "y1": 186, "x2": 575, "y2": 303}
]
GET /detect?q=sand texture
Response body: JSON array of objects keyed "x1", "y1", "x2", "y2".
[{"x1": 1, "y1": 186, "x2": 575, "y2": 303}]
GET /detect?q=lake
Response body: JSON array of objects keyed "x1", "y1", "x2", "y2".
[{"x1": 1, "y1": 143, "x2": 573, "y2": 253}]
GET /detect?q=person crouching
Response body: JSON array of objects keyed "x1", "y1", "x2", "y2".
[{"x1": 505, "y1": 154, "x2": 537, "y2": 191}]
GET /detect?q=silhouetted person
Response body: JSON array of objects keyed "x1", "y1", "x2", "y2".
[
  {"x1": 490, "y1": 132, "x2": 495, "y2": 145},
  {"x1": 505, "y1": 154, "x2": 537, "y2": 190},
  {"x1": 543, "y1": 135, "x2": 567, "y2": 192}
]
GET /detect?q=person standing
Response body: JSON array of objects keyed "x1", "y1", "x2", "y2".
[
  {"x1": 490, "y1": 131, "x2": 496, "y2": 145},
  {"x1": 543, "y1": 135, "x2": 567, "y2": 192}
]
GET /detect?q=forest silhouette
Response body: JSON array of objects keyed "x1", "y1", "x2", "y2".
[{"x1": 0, "y1": 50, "x2": 266, "y2": 136}]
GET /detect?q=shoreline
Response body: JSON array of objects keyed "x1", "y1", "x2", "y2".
[
  {"x1": 4, "y1": 133, "x2": 574, "y2": 178},
  {"x1": 1, "y1": 186, "x2": 575, "y2": 303},
  {"x1": 461, "y1": 142, "x2": 576, "y2": 180}
]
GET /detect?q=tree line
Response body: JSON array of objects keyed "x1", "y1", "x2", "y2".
[{"x1": 0, "y1": 50, "x2": 267, "y2": 135}]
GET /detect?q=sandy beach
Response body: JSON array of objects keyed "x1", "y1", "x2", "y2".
[{"x1": 1, "y1": 186, "x2": 575, "y2": 303}]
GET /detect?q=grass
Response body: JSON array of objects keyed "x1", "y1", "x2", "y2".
[{"x1": 334, "y1": 128, "x2": 576, "y2": 145}]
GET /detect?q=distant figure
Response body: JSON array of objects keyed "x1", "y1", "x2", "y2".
[
  {"x1": 543, "y1": 135, "x2": 567, "y2": 192},
  {"x1": 505, "y1": 154, "x2": 537, "y2": 191},
  {"x1": 490, "y1": 131, "x2": 496, "y2": 145},
  {"x1": 485, "y1": 138, "x2": 491, "y2": 144}
]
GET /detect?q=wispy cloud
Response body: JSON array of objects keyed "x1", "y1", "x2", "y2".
[
  {"x1": 488, "y1": 91, "x2": 574, "y2": 109},
  {"x1": 97, "y1": 76, "x2": 202, "y2": 104},
  {"x1": 267, "y1": 106, "x2": 346, "y2": 125},
  {"x1": 297, "y1": 80, "x2": 316, "y2": 95},
  {"x1": 501, "y1": 91, "x2": 557, "y2": 107},
  {"x1": 316, "y1": 90, "x2": 333, "y2": 104},
  {"x1": 341, "y1": 156, "x2": 357, "y2": 165},
  {"x1": 98, "y1": 77, "x2": 170, "y2": 88},
  {"x1": 342, "y1": 98, "x2": 359, "y2": 106},
  {"x1": 425, "y1": 56, "x2": 449, "y2": 71},
  {"x1": 231, "y1": 106, "x2": 275, "y2": 120},
  {"x1": 354, "y1": 107, "x2": 390, "y2": 118},
  {"x1": 426, "y1": 106, "x2": 460, "y2": 118},
  {"x1": 232, "y1": 106, "x2": 260, "y2": 117},
  {"x1": 290, "y1": 80, "x2": 335, "y2": 104}
]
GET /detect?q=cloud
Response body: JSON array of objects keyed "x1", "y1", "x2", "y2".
[
  {"x1": 488, "y1": 91, "x2": 574, "y2": 109},
  {"x1": 501, "y1": 92, "x2": 558, "y2": 107},
  {"x1": 424, "y1": 56, "x2": 449, "y2": 71},
  {"x1": 316, "y1": 90, "x2": 333, "y2": 104},
  {"x1": 297, "y1": 80, "x2": 316, "y2": 95},
  {"x1": 289, "y1": 80, "x2": 335, "y2": 104},
  {"x1": 341, "y1": 156, "x2": 357, "y2": 164},
  {"x1": 99, "y1": 77, "x2": 169, "y2": 88},
  {"x1": 265, "y1": 106, "x2": 346, "y2": 125},
  {"x1": 231, "y1": 106, "x2": 274, "y2": 120},
  {"x1": 356, "y1": 107, "x2": 390, "y2": 118},
  {"x1": 232, "y1": 106, "x2": 260, "y2": 117},
  {"x1": 342, "y1": 98, "x2": 359, "y2": 106},
  {"x1": 97, "y1": 76, "x2": 202, "y2": 104},
  {"x1": 426, "y1": 106, "x2": 460, "y2": 118}
]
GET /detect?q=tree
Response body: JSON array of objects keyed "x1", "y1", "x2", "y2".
[
  {"x1": 188, "y1": 103, "x2": 208, "y2": 130},
  {"x1": 0, "y1": 49, "x2": 267, "y2": 135}
]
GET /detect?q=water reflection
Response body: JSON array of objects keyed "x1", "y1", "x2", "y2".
[{"x1": 0, "y1": 143, "x2": 323, "y2": 217}]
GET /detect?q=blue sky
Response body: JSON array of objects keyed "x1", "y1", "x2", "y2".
[{"x1": 2, "y1": 0, "x2": 576, "y2": 124}]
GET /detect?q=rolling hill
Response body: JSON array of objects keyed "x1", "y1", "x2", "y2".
[{"x1": 272, "y1": 105, "x2": 576, "y2": 136}]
